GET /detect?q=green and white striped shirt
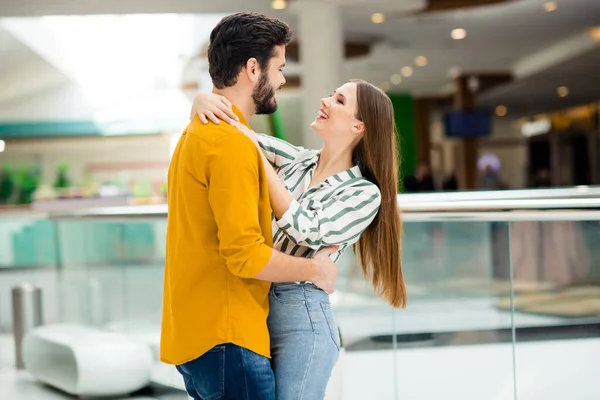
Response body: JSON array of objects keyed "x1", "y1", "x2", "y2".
[{"x1": 257, "y1": 134, "x2": 381, "y2": 263}]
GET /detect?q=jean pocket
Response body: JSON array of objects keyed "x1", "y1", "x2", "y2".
[
  {"x1": 180, "y1": 346, "x2": 225, "y2": 400},
  {"x1": 320, "y1": 302, "x2": 341, "y2": 351},
  {"x1": 270, "y1": 284, "x2": 306, "y2": 306}
]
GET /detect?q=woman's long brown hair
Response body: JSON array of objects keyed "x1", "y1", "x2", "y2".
[{"x1": 351, "y1": 79, "x2": 406, "y2": 308}]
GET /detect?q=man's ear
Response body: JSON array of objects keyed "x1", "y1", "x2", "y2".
[{"x1": 244, "y1": 58, "x2": 260, "y2": 83}]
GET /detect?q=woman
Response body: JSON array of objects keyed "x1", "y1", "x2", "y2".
[{"x1": 192, "y1": 79, "x2": 406, "y2": 400}]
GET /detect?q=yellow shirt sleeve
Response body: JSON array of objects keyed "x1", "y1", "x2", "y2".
[{"x1": 207, "y1": 133, "x2": 273, "y2": 278}]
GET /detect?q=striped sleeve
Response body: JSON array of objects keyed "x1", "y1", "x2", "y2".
[
  {"x1": 275, "y1": 182, "x2": 381, "y2": 250},
  {"x1": 257, "y1": 134, "x2": 302, "y2": 171}
]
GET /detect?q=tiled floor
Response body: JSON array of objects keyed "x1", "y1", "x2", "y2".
[{"x1": 0, "y1": 369, "x2": 187, "y2": 400}]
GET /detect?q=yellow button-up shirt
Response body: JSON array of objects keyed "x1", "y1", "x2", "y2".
[{"x1": 160, "y1": 107, "x2": 273, "y2": 364}]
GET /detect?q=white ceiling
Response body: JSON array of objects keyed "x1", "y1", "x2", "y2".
[
  {"x1": 0, "y1": 0, "x2": 424, "y2": 17},
  {"x1": 0, "y1": 0, "x2": 599, "y2": 117},
  {"x1": 479, "y1": 46, "x2": 600, "y2": 118},
  {"x1": 341, "y1": 0, "x2": 600, "y2": 103},
  {"x1": 0, "y1": 27, "x2": 70, "y2": 105}
]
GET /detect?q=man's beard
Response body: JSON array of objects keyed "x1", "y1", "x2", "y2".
[{"x1": 252, "y1": 72, "x2": 278, "y2": 115}]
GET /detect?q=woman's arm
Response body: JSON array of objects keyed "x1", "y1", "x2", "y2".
[
  {"x1": 261, "y1": 146, "x2": 381, "y2": 250},
  {"x1": 232, "y1": 123, "x2": 307, "y2": 219},
  {"x1": 192, "y1": 92, "x2": 302, "y2": 170},
  {"x1": 274, "y1": 183, "x2": 382, "y2": 250},
  {"x1": 256, "y1": 134, "x2": 302, "y2": 172},
  {"x1": 261, "y1": 154, "x2": 295, "y2": 219},
  {"x1": 190, "y1": 92, "x2": 239, "y2": 125},
  {"x1": 231, "y1": 117, "x2": 379, "y2": 250}
]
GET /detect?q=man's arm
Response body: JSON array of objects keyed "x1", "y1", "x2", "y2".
[
  {"x1": 255, "y1": 246, "x2": 337, "y2": 293},
  {"x1": 207, "y1": 133, "x2": 337, "y2": 291}
]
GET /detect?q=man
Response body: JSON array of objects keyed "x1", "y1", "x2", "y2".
[{"x1": 160, "y1": 12, "x2": 339, "y2": 400}]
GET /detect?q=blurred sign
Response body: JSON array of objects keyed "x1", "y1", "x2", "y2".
[{"x1": 521, "y1": 119, "x2": 552, "y2": 137}]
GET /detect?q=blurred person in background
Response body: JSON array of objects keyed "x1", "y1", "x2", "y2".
[
  {"x1": 403, "y1": 175, "x2": 419, "y2": 192},
  {"x1": 192, "y1": 78, "x2": 407, "y2": 400},
  {"x1": 415, "y1": 162, "x2": 435, "y2": 192},
  {"x1": 161, "y1": 12, "x2": 339, "y2": 400},
  {"x1": 442, "y1": 173, "x2": 458, "y2": 191},
  {"x1": 478, "y1": 154, "x2": 507, "y2": 190},
  {"x1": 532, "y1": 169, "x2": 552, "y2": 188}
]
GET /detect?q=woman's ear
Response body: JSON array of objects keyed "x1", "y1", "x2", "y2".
[{"x1": 353, "y1": 121, "x2": 365, "y2": 137}]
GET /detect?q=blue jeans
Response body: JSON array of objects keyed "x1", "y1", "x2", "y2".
[
  {"x1": 268, "y1": 283, "x2": 341, "y2": 400},
  {"x1": 176, "y1": 344, "x2": 275, "y2": 400}
]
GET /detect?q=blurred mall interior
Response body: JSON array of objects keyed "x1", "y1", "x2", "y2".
[{"x1": 1, "y1": 0, "x2": 600, "y2": 399}]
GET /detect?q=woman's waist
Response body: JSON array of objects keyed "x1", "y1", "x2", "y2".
[{"x1": 271, "y1": 282, "x2": 328, "y2": 294}]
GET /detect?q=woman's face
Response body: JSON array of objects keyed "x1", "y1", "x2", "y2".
[{"x1": 311, "y1": 82, "x2": 364, "y2": 144}]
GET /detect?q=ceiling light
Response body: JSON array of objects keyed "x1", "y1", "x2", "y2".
[
  {"x1": 468, "y1": 76, "x2": 480, "y2": 92},
  {"x1": 522, "y1": 119, "x2": 552, "y2": 137},
  {"x1": 543, "y1": 1, "x2": 557, "y2": 12},
  {"x1": 415, "y1": 56, "x2": 428, "y2": 67},
  {"x1": 590, "y1": 27, "x2": 600, "y2": 42},
  {"x1": 371, "y1": 13, "x2": 385, "y2": 24},
  {"x1": 379, "y1": 81, "x2": 391, "y2": 92},
  {"x1": 495, "y1": 105, "x2": 507, "y2": 117},
  {"x1": 401, "y1": 66, "x2": 413, "y2": 77},
  {"x1": 557, "y1": 86, "x2": 569, "y2": 97},
  {"x1": 271, "y1": 0, "x2": 287, "y2": 10},
  {"x1": 449, "y1": 66, "x2": 462, "y2": 78},
  {"x1": 451, "y1": 28, "x2": 467, "y2": 40},
  {"x1": 0, "y1": 140, "x2": 4, "y2": 153},
  {"x1": 391, "y1": 74, "x2": 402, "y2": 85}
]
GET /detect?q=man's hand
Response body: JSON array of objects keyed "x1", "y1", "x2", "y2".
[{"x1": 311, "y1": 246, "x2": 339, "y2": 294}]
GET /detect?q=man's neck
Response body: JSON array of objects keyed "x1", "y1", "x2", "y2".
[{"x1": 213, "y1": 87, "x2": 255, "y2": 121}]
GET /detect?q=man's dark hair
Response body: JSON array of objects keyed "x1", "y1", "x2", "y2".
[{"x1": 207, "y1": 12, "x2": 292, "y2": 89}]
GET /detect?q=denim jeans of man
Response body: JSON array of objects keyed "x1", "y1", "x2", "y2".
[
  {"x1": 268, "y1": 282, "x2": 341, "y2": 400},
  {"x1": 176, "y1": 344, "x2": 275, "y2": 400}
]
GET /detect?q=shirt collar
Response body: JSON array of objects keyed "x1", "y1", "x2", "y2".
[
  {"x1": 334, "y1": 165, "x2": 363, "y2": 184},
  {"x1": 232, "y1": 105, "x2": 250, "y2": 128},
  {"x1": 310, "y1": 152, "x2": 363, "y2": 188}
]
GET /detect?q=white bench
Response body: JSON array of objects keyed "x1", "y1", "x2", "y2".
[{"x1": 22, "y1": 324, "x2": 154, "y2": 397}]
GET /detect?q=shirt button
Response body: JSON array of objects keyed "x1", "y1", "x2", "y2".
[{"x1": 302, "y1": 301, "x2": 306, "y2": 305}]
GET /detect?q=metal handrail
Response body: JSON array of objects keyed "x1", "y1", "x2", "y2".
[
  {"x1": 397, "y1": 186, "x2": 600, "y2": 204},
  {"x1": 2, "y1": 187, "x2": 600, "y2": 218},
  {"x1": 33, "y1": 197, "x2": 600, "y2": 219},
  {"x1": 400, "y1": 198, "x2": 600, "y2": 212},
  {"x1": 402, "y1": 210, "x2": 600, "y2": 222}
]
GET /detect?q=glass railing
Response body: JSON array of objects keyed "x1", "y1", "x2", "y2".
[
  {"x1": 1, "y1": 187, "x2": 600, "y2": 399},
  {"x1": 0, "y1": 210, "x2": 60, "y2": 333},
  {"x1": 0, "y1": 210, "x2": 58, "y2": 270}
]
